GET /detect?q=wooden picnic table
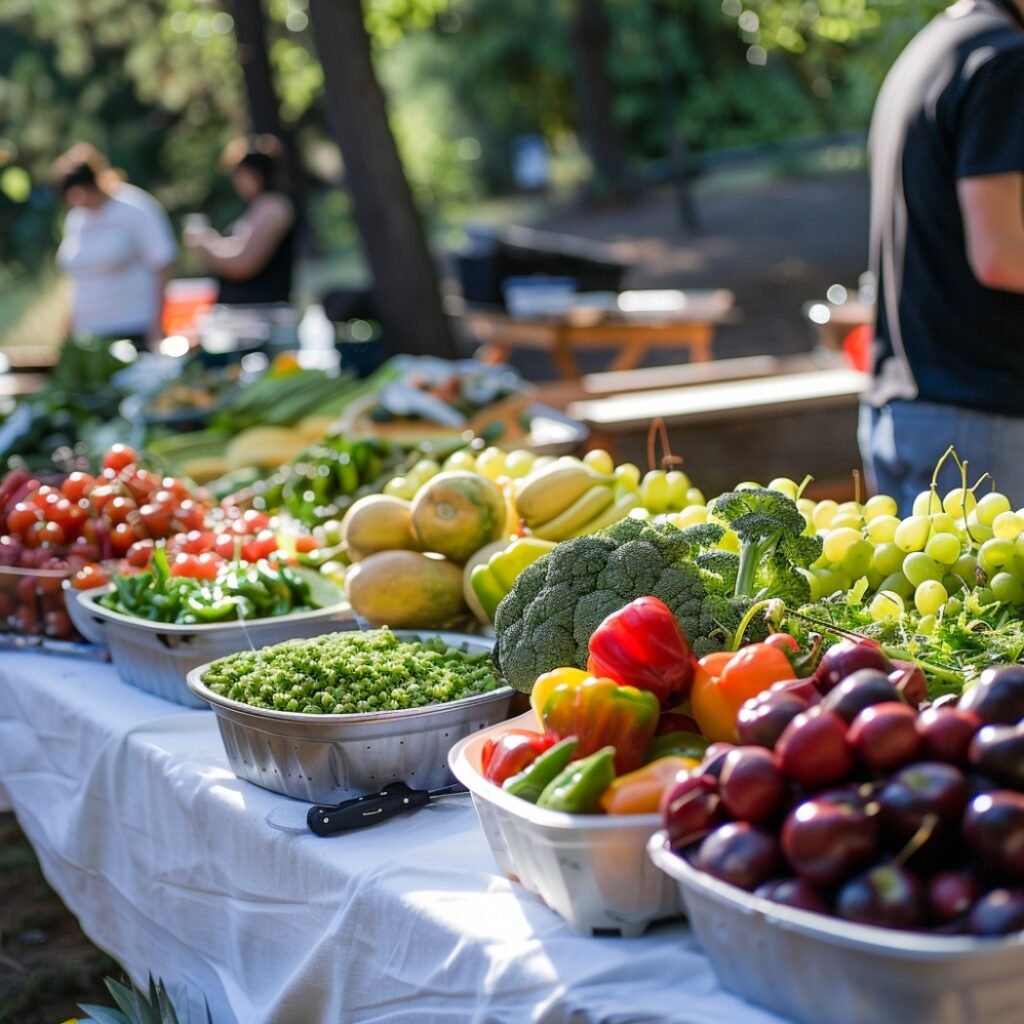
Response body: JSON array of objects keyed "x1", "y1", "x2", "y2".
[{"x1": 465, "y1": 289, "x2": 736, "y2": 380}]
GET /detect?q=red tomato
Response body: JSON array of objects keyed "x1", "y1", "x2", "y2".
[
  {"x1": 124, "y1": 468, "x2": 158, "y2": 501},
  {"x1": 195, "y1": 551, "x2": 223, "y2": 578},
  {"x1": 294, "y1": 535, "x2": 318, "y2": 554},
  {"x1": 126, "y1": 540, "x2": 155, "y2": 568},
  {"x1": 139, "y1": 502, "x2": 173, "y2": 538},
  {"x1": 160, "y1": 477, "x2": 191, "y2": 499},
  {"x1": 214, "y1": 533, "x2": 238, "y2": 560},
  {"x1": 110, "y1": 522, "x2": 136, "y2": 555},
  {"x1": 104, "y1": 495, "x2": 137, "y2": 525},
  {"x1": 242, "y1": 509, "x2": 270, "y2": 531},
  {"x1": 37, "y1": 521, "x2": 66, "y2": 547},
  {"x1": 72, "y1": 563, "x2": 109, "y2": 591},
  {"x1": 61, "y1": 472, "x2": 95, "y2": 502},
  {"x1": 30, "y1": 486, "x2": 60, "y2": 510},
  {"x1": 175, "y1": 500, "x2": 205, "y2": 532},
  {"x1": 6, "y1": 502, "x2": 41, "y2": 536},
  {"x1": 103, "y1": 444, "x2": 138, "y2": 473},
  {"x1": 181, "y1": 529, "x2": 215, "y2": 555},
  {"x1": 764, "y1": 633, "x2": 800, "y2": 654},
  {"x1": 242, "y1": 529, "x2": 277, "y2": 562}
]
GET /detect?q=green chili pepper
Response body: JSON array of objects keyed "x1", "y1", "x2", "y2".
[
  {"x1": 536, "y1": 745, "x2": 616, "y2": 814},
  {"x1": 183, "y1": 594, "x2": 237, "y2": 622},
  {"x1": 503, "y1": 737, "x2": 579, "y2": 803}
]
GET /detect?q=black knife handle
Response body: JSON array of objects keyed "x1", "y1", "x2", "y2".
[{"x1": 306, "y1": 782, "x2": 430, "y2": 837}]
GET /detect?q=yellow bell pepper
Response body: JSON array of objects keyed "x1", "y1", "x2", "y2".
[
  {"x1": 530, "y1": 667, "x2": 590, "y2": 727},
  {"x1": 599, "y1": 755, "x2": 699, "y2": 815}
]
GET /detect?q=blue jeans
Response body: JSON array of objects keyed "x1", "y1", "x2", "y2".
[{"x1": 858, "y1": 400, "x2": 1024, "y2": 517}]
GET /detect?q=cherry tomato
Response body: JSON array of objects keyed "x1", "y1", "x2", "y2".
[
  {"x1": 61, "y1": 472, "x2": 95, "y2": 502},
  {"x1": 175, "y1": 500, "x2": 205, "y2": 532},
  {"x1": 181, "y1": 529, "x2": 215, "y2": 555},
  {"x1": 126, "y1": 539, "x2": 155, "y2": 568},
  {"x1": 110, "y1": 522, "x2": 137, "y2": 555},
  {"x1": 195, "y1": 551, "x2": 223, "y2": 578},
  {"x1": 161, "y1": 477, "x2": 191, "y2": 499},
  {"x1": 242, "y1": 509, "x2": 270, "y2": 531},
  {"x1": 214, "y1": 533, "x2": 239, "y2": 560},
  {"x1": 30, "y1": 486, "x2": 60, "y2": 510},
  {"x1": 139, "y1": 503, "x2": 173, "y2": 538},
  {"x1": 89, "y1": 484, "x2": 120, "y2": 514},
  {"x1": 103, "y1": 444, "x2": 138, "y2": 473},
  {"x1": 764, "y1": 633, "x2": 800, "y2": 654},
  {"x1": 171, "y1": 552, "x2": 220, "y2": 580},
  {"x1": 242, "y1": 529, "x2": 277, "y2": 562},
  {"x1": 7, "y1": 502, "x2": 42, "y2": 536},
  {"x1": 37, "y1": 521, "x2": 66, "y2": 547},
  {"x1": 124, "y1": 468, "x2": 159, "y2": 501},
  {"x1": 44, "y1": 609, "x2": 74, "y2": 639},
  {"x1": 104, "y1": 495, "x2": 137, "y2": 526},
  {"x1": 72, "y1": 563, "x2": 109, "y2": 590},
  {"x1": 294, "y1": 535, "x2": 318, "y2": 554}
]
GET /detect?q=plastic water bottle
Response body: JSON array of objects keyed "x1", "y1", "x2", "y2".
[{"x1": 298, "y1": 304, "x2": 338, "y2": 370}]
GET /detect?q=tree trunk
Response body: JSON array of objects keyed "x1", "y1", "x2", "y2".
[
  {"x1": 307, "y1": 0, "x2": 456, "y2": 360},
  {"x1": 570, "y1": 0, "x2": 634, "y2": 198},
  {"x1": 228, "y1": 0, "x2": 304, "y2": 199}
]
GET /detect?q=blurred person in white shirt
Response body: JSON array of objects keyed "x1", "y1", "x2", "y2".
[{"x1": 52, "y1": 144, "x2": 177, "y2": 350}]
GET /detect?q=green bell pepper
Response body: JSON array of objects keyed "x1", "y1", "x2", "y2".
[{"x1": 503, "y1": 737, "x2": 579, "y2": 803}]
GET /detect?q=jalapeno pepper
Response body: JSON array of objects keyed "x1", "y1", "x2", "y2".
[
  {"x1": 536, "y1": 746, "x2": 616, "y2": 813},
  {"x1": 586, "y1": 596, "x2": 696, "y2": 710},
  {"x1": 690, "y1": 643, "x2": 795, "y2": 743},
  {"x1": 542, "y1": 676, "x2": 660, "y2": 775},
  {"x1": 645, "y1": 730, "x2": 710, "y2": 763},
  {"x1": 599, "y1": 755, "x2": 699, "y2": 815},
  {"x1": 503, "y1": 737, "x2": 579, "y2": 803}
]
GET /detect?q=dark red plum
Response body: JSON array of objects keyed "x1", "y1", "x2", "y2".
[
  {"x1": 968, "y1": 889, "x2": 1024, "y2": 936},
  {"x1": 969, "y1": 725, "x2": 1024, "y2": 791},
  {"x1": 776, "y1": 707, "x2": 854, "y2": 787},
  {"x1": 814, "y1": 639, "x2": 893, "y2": 695},
  {"x1": 848, "y1": 703, "x2": 922, "y2": 773},
  {"x1": 737, "y1": 690, "x2": 809, "y2": 749},
  {"x1": 660, "y1": 773, "x2": 724, "y2": 850},
  {"x1": 754, "y1": 877, "x2": 831, "y2": 915},
  {"x1": 877, "y1": 762, "x2": 969, "y2": 853},
  {"x1": 888, "y1": 661, "x2": 928, "y2": 708},
  {"x1": 720, "y1": 746, "x2": 786, "y2": 823},
  {"x1": 916, "y1": 707, "x2": 981, "y2": 766},
  {"x1": 928, "y1": 870, "x2": 981, "y2": 924},
  {"x1": 959, "y1": 666, "x2": 1024, "y2": 725},
  {"x1": 781, "y1": 797, "x2": 879, "y2": 887},
  {"x1": 963, "y1": 790, "x2": 1024, "y2": 884},
  {"x1": 696, "y1": 822, "x2": 783, "y2": 891},
  {"x1": 822, "y1": 670, "x2": 901, "y2": 724},
  {"x1": 836, "y1": 864, "x2": 926, "y2": 930}
]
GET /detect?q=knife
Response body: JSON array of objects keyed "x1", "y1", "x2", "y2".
[{"x1": 306, "y1": 781, "x2": 466, "y2": 837}]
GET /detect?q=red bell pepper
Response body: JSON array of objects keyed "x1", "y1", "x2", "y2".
[
  {"x1": 586, "y1": 596, "x2": 696, "y2": 710},
  {"x1": 542, "y1": 675, "x2": 660, "y2": 774},
  {"x1": 481, "y1": 729, "x2": 555, "y2": 786}
]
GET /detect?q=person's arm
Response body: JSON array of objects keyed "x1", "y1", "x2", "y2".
[
  {"x1": 189, "y1": 195, "x2": 293, "y2": 281},
  {"x1": 957, "y1": 175, "x2": 1024, "y2": 292}
]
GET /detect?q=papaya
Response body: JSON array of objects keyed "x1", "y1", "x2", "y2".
[
  {"x1": 341, "y1": 495, "x2": 417, "y2": 561},
  {"x1": 345, "y1": 550, "x2": 466, "y2": 629},
  {"x1": 410, "y1": 471, "x2": 507, "y2": 564}
]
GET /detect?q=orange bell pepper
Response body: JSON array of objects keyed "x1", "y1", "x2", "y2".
[
  {"x1": 599, "y1": 755, "x2": 699, "y2": 815},
  {"x1": 690, "y1": 643, "x2": 794, "y2": 743}
]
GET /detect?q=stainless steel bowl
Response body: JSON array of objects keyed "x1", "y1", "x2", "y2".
[{"x1": 187, "y1": 631, "x2": 513, "y2": 801}]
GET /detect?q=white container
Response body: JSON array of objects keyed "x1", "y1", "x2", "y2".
[
  {"x1": 648, "y1": 830, "x2": 1024, "y2": 1024},
  {"x1": 448, "y1": 712, "x2": 681, "y2": 937},
  {"x1": 70, "y1": 586, "x2": 357, "y2": 709}
]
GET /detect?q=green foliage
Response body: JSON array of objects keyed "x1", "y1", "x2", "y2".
[{"x1": 78, "y1": 973, "x2": 213, "y2": 1024}]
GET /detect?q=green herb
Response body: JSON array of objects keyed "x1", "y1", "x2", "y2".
[{"x1": 201, "y1": 629, "x2": 503, "y2": 714}]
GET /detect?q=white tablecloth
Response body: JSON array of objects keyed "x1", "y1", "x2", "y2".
[{"x1": 0, "y1": 652, "x2": 786, "y2": 1024}]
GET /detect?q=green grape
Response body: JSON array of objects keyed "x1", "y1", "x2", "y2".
[
  {"x1": 925, "y1": 532, "x2": 961, "y2": 566},
  {"x1": 943, "y1": 597, "x2": 963, "y2": 617},
  {"x1": 670, "y1": 505, "x2": 708, "y2": 528},
  {"x1": 942, "y1": 574, "x2": 965, "y2": 595},
  {"x1": 866, "y1": 515, "x2": 900, "y2": 544},
  {"x1": 812, "y1": 500, "x2": 838, "y2": 530},
  {"x1": 965, "y1": 512, "x2": 995, "y2": 543},
  {"x1": 685, "y1": 487, "x2": 705, "y2": 506},
  {"x1": 979, "y1": 538, "x2": 1016, "y2": 574},
  {"x1": 812, "y1": 568, "x2": 849, "y2": 598},
  {"x1": 991, "y1": 572, "x2": 1024, "y2": 605},
  {"x1": 582, "y1": 449, "x2": 615, "y2": 475},
  {"x1": 877, "y1": 571, "x2": 914, "y2": 599},
  {"x1": 797, "y1": 498, "x2": 817, "y2": 518},
  {"x1": 918, "y1": 613, "x2": 937, "y2": 636},
  {"x1": 952, "y1": 553, "x2": 979, "y2": 586},
  {"x1": 614, "y1": 463, "x2": 641, "y2": 491},
  {"x1": 640, "y1": 471, "x2": 671, "y2": 513},
  {"x1": 943, "y1": 487, "x2": 977, "y2": 520},
  {"x1": 408, "y1": 458, "x2": 442, "y2": 486},
  {"x1": 735, "y1": 480, "x2": 762, "y2": 491},
  {"x1": 895, "y1": 515, "x2": 930, "y2": 552},
  {"x1": 768, "y1": 477, "x2": 798, "y2": 498},
  {"x1": 976, "y1": 587, "x2": 998, "y2": 606},
  {"x1": 912, "y1": 490, "x2": 943, "y2": 516},
  {"x1": 444, "y1": 451, "x2": 477, "y2": 472},
  {"x1": 870, "y1": 591, "x2": 905, "y2": 621},
  {"x1": 830, "y1": 514, "x2": 865, "y2": 532},
  {"x1": 474, "y1": 448, "x2": 507, "y2": 482},
  {"x1": 914, "y1": 579, "x2": 948, "y2": 616},
  {"x1": 797, "y1": 567, "x2": 821, "y2": 601},
  {"x1": 823, "y1": 527, "x2": 863, "y2": 563},
  {"x1": 992, "y1": 511, "x2": 1024, "y2": 540},
  {"x1": 836, "y1": 501, "x2": 863, "y2": 517},
  {"x1": 866, "y1": 568, "x2": 885, "y2": 589},
  {"x1": 903, "y1": 552, "x2": 943, "y2": 587},
  {"x1": 504, "y1": 449, "x2": 536, "y2": 478},
  {"x1": 928, "y1": 512, "x2": 959, "y2": 537},
  {"x1": 863, "y1": 494, "x2": 898, "y2": 520},
  {"x1": 665, "y1": 470, "x2": 691, "y2": 509},
  {"x1": 975, "y1": 492, "x2": 1012, "y2": 526},
  {"x1": 841, "y1": 539, "x2": 874, "y2": 578},
  {"x1": 383, "y1": 476, "x2": 417, "y2": 500},
  {"x1": 1015, "y1": 534, "x2": 1024, "y2": 560},
  {"x1": 873, "y1": 542, "x2": 906, "y2": 576}
]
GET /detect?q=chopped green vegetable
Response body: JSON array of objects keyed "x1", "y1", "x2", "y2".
[{"x1": 201, "y1": 629, "x2": 503, "y2": 714}]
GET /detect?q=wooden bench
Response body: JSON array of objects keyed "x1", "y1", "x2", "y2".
[{"x1": 465, "y1": 289, "x2": 736, "y2": 380}]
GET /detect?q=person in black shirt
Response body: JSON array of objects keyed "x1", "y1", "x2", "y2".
[
  {"x1": 184, "y1": 136, "x2": 296, "y2": 306},
  {"x1": 860, "y1": 0, "x2": 1024, "y2": 514}
]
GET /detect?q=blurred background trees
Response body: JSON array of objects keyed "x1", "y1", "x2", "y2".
[{"x1": 0, "y1": 0, "x2": 945, "y2": 301}]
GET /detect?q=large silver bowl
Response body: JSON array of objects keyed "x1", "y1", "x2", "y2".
[{"x1": 187, "y1": 631, "x2": 513, "y2": 801}]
